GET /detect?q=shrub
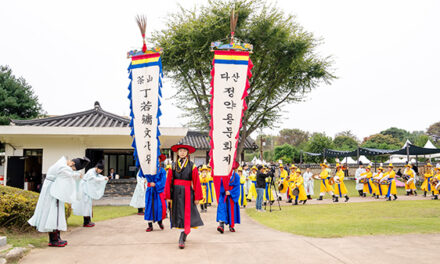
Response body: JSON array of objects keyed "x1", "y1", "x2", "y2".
[{"x1": 0, "y1": 185, "x2": 71, "y2": 231}]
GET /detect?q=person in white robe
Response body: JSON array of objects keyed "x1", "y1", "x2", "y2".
[
  {"x1": 28, "y1": 156, "x2": 89, "y2": 247},
  {"x1": 354, "y1": 162, "x2": 365, "y2": 196},
  {"x1": 303, "y1": 167, "x2": 314, "y2": 199},
  {"x1": 72, "y1": 161, "x2": 108, "y2": 227},
  {"x1": 130, "y1": 170, "x2": 147, "y2": 215}
]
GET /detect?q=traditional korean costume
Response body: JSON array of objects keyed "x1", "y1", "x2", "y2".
[
  {"x1": 216, "y1": 171, "x2": 241, "y2": 233},
  {"x1": 164, "y1": 144, "x2": 203, "y2": 249},
  {"x1": 72, "y1": 167, "x2": 108, "y2": 226},
  {"x1": 28, "y1": 156, "x2": 89, "y2": 247},
  {"x1": 130, "y1": 171, "x2": 147, "y2": 214},
  {"x1": 145, "y1": 166, "x2": 167, "y2": 231}
]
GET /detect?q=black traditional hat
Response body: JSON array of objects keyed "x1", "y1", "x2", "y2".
[
  {"x1": 95, "y1": 160, "x2": 104, "y2": 170},
  {"x1": 72, "y1": 157, "x2": 90, "y2": 170}
]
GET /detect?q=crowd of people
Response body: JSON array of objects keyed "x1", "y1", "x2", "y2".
[{"x1": 27, "y1": 142, "x2": 440, "y2": 250}]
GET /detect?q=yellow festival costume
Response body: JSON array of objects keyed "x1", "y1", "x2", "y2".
[
  {"x1": 373, "y1": 168, "x2": 386, "y2": 197},
  {"x1": 206, "y1": 171, "x2": 216, "y2": 204},
  {"x1": 247, "y1": 167, "x2": 258, "y2": 200},
  {"x1": 279, "y1": 168, "x2": 288, "y2": 193},
  {"x1": 421, "y1": 165, "x2": 434, "y2": 193},
  {"x1": 385, "y1": 168, "x2": 397, "y2": 197},
  {"x1": 291, "y1": 169, "x2": 307, "y2": 202},
  {"x1": 285, "y1": 168, "x2": 296, "y2": 200},
  {"x1": 403, "y1": 166, "x2": 416, "y2": 191},
  {"x1": 431, "y1": 169, "x2": 440, "y2": 195},
  {"x1": 334, "y1": 169, "x2": 348, "y2": 197},
  {"x1": 361, "y1": 169, "x2": 377, "y2": 195},
  {"x1": 199, "y1": 170, "x2": 209, "y2": 205},
  {"x1": 239, "y1": 170, "x2": 248, "y2": 207},
  {"x1": 264, "y1": 169, "x2": 275, "y2": 202},
  {"x1": 319, "y1": 167, "x2": 334, "y2": 194}
]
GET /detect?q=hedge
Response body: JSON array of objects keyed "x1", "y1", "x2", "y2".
[{"x1": 0, "y1": 185, "x2": 72, "y2": 231}]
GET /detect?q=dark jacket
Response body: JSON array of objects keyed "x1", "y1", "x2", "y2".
[{"x1": 256, "y1": 171, "x2": 267, "y2": 188}]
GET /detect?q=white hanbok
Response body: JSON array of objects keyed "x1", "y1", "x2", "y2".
[
  {"x1": 355, "y1": 167, "x2": 365, "y2": 191},
  {"x1": 28, "y1": 157, "x2": 82, "y2": 232},
  {"x1": 72, "y1": 168, "x2": 108, "y2": 217},
  {"x1": 129, "y1": 171, "x2": 146, "y2": 208},
  {"x1": 303, "y1": 171, "x2": 314, "y2": 195}
]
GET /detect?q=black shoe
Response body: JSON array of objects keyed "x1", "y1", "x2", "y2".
[
  {"x1": 414, "y1": 191, "x2": 417, "y2": 196},
  {"x1": 247, "y1": 199, "x2": 252, "y2": 202},
  {"x1": 432, "y1": 195, "x2": 438, "y2": 200},
  {"x1": 286, "y1": 199, "x2": 292, "y2": 203},
  {"x1": 48, "y1": 232, "x2": 66, "y2": 247},
  {"x1": 56, "y1": 230, "x2": 67, "y2": 245},
  {"x1": 332, "y1": 195, "x2": 336, "y2": 202},
  {"x1": 386, "y1": 196, "x2": 391, "y2": 201},
  {"x1": 317, "y1": 196, "x2": 323, "y2": 201},
  {"x1": 217, "y1": 222, "x2": 225, "y2": 234},
  {"x1": 393, "y1": 195, "x2": 398, "y2": 200},
  {"x1": 178, "y1": 232, "x2": 186, "y2": 249},
  {"x1": 293, "y1": 200, "x2": 298, "y2": 205},
  {"x1": 277, "y1": 197, "x2": 282, "y2": 201},
  {"x1": 363, "y1": 193, "x2": 366, "y2": 197},
  {"x1": 302, "y1": 200, "x2": 307, "y2": 205},
  {"x1": 229, "y1": 227, "x2": 236, "y2": 232},
  {"x1": 345, "y1": 196, "x2": 349, "y2": 202},
  {"x1": 146, "y1": 222, "x2": 153, "y2": 232},
  {"x1": 158, "y1": 220, "x2": 164, "y2": 230},
  {"x1": 424, "y1": 191, "x2": 427, "y2": 197},
  {"x1": 334, "y1": 197, "x2": 339, "y2": 203},
  {"x1": 376, "y1": 195, "x2": 379, "y2": 199},
  {"x1": 406, "y1": 192, "x2": 410, "y2": 196}
]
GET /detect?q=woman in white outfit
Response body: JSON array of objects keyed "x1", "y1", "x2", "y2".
[
  {"x1": 302, "y1": 167, "x2": 314, "y2": 199},
  {"x1": 130, "y1": 170, "x2": 147, "y2": 215}
]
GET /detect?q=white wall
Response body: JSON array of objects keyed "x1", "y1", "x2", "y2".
[{"x1": 2, "y1": 135, "x2": 131, "y2": 174}]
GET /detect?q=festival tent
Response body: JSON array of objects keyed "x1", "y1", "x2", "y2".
[
  {"x1": 423, "y1": 140, "x2": 440, "y2": 159},
  {"x1": 358, "y1": 155, "x2": 371, "y2": 164},
  {"x1": 341, "y1": 156, "x2": 357, "y2": 164}
]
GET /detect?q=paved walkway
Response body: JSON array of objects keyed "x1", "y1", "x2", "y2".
[{"x1": 21, "y1": 196, "x2": 440, "y2": 264}]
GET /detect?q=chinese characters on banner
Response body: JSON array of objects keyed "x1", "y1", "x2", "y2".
[
  {"x1": 209, "y1": 50, "x2": 252, "y2": 196},
  {"x1": 128, "y1": 53, "x2": 162, "y2": 176}
]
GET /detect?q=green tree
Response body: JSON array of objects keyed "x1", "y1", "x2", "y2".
[
  {"x1": 155, "y1": 0, "x2": 334, "y2": 161},
  {"x1": 333, "y1": 135, "x2": 359, "y2": 151},
  {"x1": 361, "y1": 134, "x2": 401, "y2": 150},
  {"x1": 275, "y1": 128, "x2": 309, "y2": 147},
  {"x1": 274, "y1": 143, "x2": 300, "y2": 164},
  {"x1": 427, "y1": 122, "x2": 440, "y2": 145},
  {"x1": 380, "y1": 127, "x2": 410, "y2": 143},
  {"x1": 0, "y1": 65, "x2": 43, "y2": 125},
  {"x1": 304, "y1": 133, "x2": 334, "y2": 163}
]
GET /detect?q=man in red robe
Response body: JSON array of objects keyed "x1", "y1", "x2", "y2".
[{"x1": 164, "y1": 144, "x2": 203, "y2": 249}]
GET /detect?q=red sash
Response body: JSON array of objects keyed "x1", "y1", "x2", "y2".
[{"x1": 174, "y1": 179, "x2": 192, "y2": 235}]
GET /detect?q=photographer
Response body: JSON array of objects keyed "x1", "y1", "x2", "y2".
[{"x1": 255, "y1": 165, "x2": 267, "y2": 212}]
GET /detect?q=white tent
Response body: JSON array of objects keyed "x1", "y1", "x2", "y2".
[
  {"x1": 358, "y1": 155, "x2": 371, "y2": 164},
  {"x1": 341, "y1": 156, "x2": 357, "y2": 164},
  {"x1": 423, "y1": 140, "x2": 440, "y2": 159}
]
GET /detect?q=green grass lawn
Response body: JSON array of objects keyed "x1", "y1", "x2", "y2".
[
  {"x1": 247, "y1": 200, "x2": 440, "y2": 238},
  {"x1": 67, "y1": 205, "x2": 136, "y2": 227},
  {"x1": 1, "y1": 206, "x2": 136, "y2": 248},
  {"x1": 310, "y1": 179, "x2": 408, "y2": 199}
]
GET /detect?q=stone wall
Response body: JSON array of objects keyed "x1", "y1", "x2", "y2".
[{"x1": 104, "y1": 179, "x2": 137, "y2": 197}]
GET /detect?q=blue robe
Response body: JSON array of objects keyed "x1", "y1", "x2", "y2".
[
  {"x1": 216, "y1": 172, "x2": 241, "y2": 226},
  {"x1": 144, "y1": 167, "x2": 167, "y2": 222}
]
